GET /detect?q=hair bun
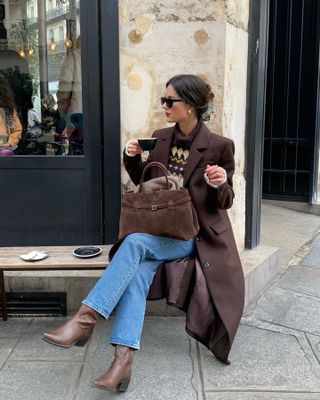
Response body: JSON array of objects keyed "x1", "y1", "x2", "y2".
[{"x1": 206, "y1": 83, "x2": 214, "y2": 102}]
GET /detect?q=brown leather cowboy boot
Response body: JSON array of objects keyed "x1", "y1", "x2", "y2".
[
  {"x1": 92, "y1": 345, "x2": 135, "y2": 392},
  {"x1": 42, "y1": 304, "x2": 100, "y2": 348}
]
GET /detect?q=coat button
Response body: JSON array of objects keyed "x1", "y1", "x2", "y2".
[{"x1": 203, "y1": 261, "x2": 210, "y2": 269}]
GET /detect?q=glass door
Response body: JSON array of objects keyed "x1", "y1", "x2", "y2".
[{"x1": 0, "y1": 0, "x2": 103, "y2": 245}]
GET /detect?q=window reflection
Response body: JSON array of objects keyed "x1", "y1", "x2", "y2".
[{"x1": 0, "y1": 0, "x2": 82, "y2": 156}]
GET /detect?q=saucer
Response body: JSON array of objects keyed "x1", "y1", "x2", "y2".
[
  {"x1": 20, "y1": 250, "x2": 48, "y2": 262},
  {"x1": 73, "y1": 246, "x2": 102, "y2": 258}
]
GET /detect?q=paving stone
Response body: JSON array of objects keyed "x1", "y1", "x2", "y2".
[
  {"x1": 301, "y1": 247, "x2": 320, "y2": 269},
  {"x1": 306, "y1": 333, "x2": 320, "y2": 364},
  {"x1": 76, "y1": 317, "x2": 197, "y2": 400},
  {"x1": 206, "y1": 392, "x2": 320, "y2": 400},
  {"x1": 0, "y1": 362, "x2": 82, "y2": 400},
  {"x1": 10, "y1": 318, "x2": 87, "y2": 361},
  {"x1": 252, "y1": 286, "x2": 320, "y2": 336},
  {"x1": 261, "y1": 203, "x2": 320, "y2": 265},
  {"x1": 199, "y1": 324, "x2": 320, "y2": 392},
  {"x1": 276, "y1": 265, "x2": 320, "y2": 297},
  {"x1": 0, "y1": 339, "x2": 19, "y2": 368},
  {"x1": 311, "y1": 234, "x2": 320, "y2": 248},
  {"x1": 0, "y1": 319, "x2": 31, "y2": 338}
]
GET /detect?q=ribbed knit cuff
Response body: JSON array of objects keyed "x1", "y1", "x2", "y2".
[
  {"x1": 204, "y1": 169, "x2": 227, "y2": 188},
  {"x1": 125, "y1": 140, "x2": 136, "y2": 157}
]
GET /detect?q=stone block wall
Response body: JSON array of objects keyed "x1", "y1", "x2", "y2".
[{"x1": 119, "y1": 0, "x2": 249, "y2": 249}]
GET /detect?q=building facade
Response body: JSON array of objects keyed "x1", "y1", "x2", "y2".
[{"x1": 0, "y1": 0, "x2": 319, "y2": 252}]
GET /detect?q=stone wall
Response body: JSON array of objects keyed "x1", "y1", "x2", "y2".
[{"x1": 119, "y1": 0, "x2": 249, "y2": 249}]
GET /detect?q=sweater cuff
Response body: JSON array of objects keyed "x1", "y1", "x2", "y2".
[
  {"x1": 125, "y1": 140, "x2": 136, "y2": 157},
  {"x1": 204, "y1": 169, "x2": 227, "y2": 189}
]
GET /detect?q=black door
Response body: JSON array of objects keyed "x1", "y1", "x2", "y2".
[
  {"x1": 263, "y1": 0, "x2": 320, "y2": 201},
  {"x1": 0, "y1": 0, "x2": 116, "y2": 246}
]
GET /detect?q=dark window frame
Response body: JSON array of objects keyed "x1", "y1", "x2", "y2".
[{"x1": 245, "y1": 0, "x2": 270, "y2": 248}]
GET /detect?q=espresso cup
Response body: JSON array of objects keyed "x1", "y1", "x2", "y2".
[{"x1": 137, "y1": 137, "x2": 158, "y2": 151}]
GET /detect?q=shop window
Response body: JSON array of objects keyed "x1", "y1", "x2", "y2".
[{"x1": 0, "y1": 0, "x2": 83, "y2": 156}]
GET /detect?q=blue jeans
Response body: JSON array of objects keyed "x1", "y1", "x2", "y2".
[{"x1": 82, "y1": 233, "x2": 195, "y2": 350}]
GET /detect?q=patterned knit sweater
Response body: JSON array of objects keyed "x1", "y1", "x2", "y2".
[{"x1": 167, "y1": 119, "x2": 202, "y2": 187}]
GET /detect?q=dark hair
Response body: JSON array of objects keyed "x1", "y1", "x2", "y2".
[
  {"x1": 166, "y1": 74, "x2": 214, "y2": 119},
  {"x1": 26, "y1": 98, "x2": 34, "y2": 109},
  {"x1": 0, "y1": 73, "x2": 15, "y2": 114}
]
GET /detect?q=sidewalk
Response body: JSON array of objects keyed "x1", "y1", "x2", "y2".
[
  {"x1": 1, "y1": 202, "x2": 320, "y2": 400},
  {"x1": 193, "y1": 201, "x2": 320, "y2": 400}
]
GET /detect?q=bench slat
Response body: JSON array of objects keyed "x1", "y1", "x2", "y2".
[{"x1": 0, "y1": 245, "x2": 112, "y2": 270}]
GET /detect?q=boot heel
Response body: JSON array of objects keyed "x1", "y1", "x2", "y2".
[
  {"x1": 75, "y1": 339, "x2": 88, "y2": 347},
  {"x1": 117, "y1": 378, "x2": 130, "y2": 392}
]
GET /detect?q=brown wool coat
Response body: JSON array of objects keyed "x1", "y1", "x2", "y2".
[{"x1": 122, "y1": 123, "x2": 245, "y2": 363}]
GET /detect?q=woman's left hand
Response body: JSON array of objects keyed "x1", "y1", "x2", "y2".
[{"x1": 204, "y1": 164, "x2": 227, "y2": 186}]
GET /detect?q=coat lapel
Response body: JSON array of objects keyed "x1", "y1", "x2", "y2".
[{"x1": 183, "y1": 123, "x2": 211, "y2": 187}]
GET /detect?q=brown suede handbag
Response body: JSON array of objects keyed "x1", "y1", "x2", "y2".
[{"x1": 118, "y1": 162, "x2": 199, "y2": 240}]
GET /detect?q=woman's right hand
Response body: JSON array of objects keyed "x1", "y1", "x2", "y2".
[{"x1": 126, "y1": 139, "x2": 143, "y2": 156}]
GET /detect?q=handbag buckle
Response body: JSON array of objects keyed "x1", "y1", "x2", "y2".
[{"x1": 151, "y1": 205, "x2": 157, "y2": 211}]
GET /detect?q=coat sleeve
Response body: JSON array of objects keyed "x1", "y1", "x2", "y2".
[
  {"x1": 207, "y1": 140, "x2": 235, "y2": 210},
  {"x1": 8, "y1": 111, "x2": 22, "y2": 146},
  {"x1": 123, "y1": 130, "x2": 159, "y2": 185},
  {"x1": 123, "y1": 152, "x2": 147, "y2": 185}
]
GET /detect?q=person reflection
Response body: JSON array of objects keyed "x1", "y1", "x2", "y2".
[
  {"x1": 27, "y1": 99, "x2": 40, "y2": 129},
  {"x1": 0, "y1": 74, "x2": 22, "y2": 155},
  {"x1": 56, "y1": 35, "x2": 83, "y2": 155},
  {"x1": 41, "y1": 94, "x2": 58, "y2": 132}
]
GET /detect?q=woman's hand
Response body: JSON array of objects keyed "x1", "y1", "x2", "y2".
[
  {"x1": 126, "y1": 139, "x2": 143, "y2": 156},
  {"x1": 204, "y1": 164, "x2": 227, "y2": 186}
]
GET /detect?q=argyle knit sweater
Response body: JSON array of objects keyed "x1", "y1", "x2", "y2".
[{"x1": 167, "y1": 119, "x2": 202, "y2": 187}]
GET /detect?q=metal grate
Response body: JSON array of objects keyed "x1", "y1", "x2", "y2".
[
  {"x1": 263, "y1": 0, "x2": 318, "y2": 201},
  {"x1": 1, "y1": 292, "x2": 67, "y2": 317}
]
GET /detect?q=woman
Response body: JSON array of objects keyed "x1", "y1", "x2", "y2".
[
  {"x1": 42, "y1": 74, "x2": 244, "y2": 392},
  {"x1": 0, "y1": 74, "x2": 22, "y2": 155},
  {"x1": 27, "y1": 99, "x2": 41, "y2": 128}
]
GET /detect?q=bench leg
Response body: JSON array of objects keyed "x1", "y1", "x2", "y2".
[{"x1": 0, "y1": 270, "x2": 7, "y2": 321}]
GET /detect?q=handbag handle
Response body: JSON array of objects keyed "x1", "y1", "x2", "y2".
[{"x1": 139, "y1": 161, "x2": 170, "y2": 190}]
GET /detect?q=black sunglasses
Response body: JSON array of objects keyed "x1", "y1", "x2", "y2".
[{"x1": 160, "y1": 97, "x2": 184, "y2": 108}]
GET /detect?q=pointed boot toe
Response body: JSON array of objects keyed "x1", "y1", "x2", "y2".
[
  {"x1": 42, "y1": 331, "x2": 68, "y2": 347},
  {"x1": 92, "y1": 345, "x2": 134, "y2": 392},
  {"x1": 42, "y1": 330, "x2": 88, "y2": 348},
  {"x1": 42, "y1": 305, "x2": 99, "y2": 348}
]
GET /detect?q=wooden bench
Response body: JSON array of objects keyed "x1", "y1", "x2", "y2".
[{"x1": 0, "y1": 245, "x2": 112, "y2": 321}]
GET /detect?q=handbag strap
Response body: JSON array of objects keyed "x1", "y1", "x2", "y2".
[
  {"x1": 139, "y1": 161, "x2": 170, "y2": 190},
  {"x1": 122, "y1": 196, "x2": 191, "y2": 210}
]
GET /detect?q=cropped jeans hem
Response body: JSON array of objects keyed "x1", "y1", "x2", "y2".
[
  {"x1": 109, "y1": 337, "x2": 140, "y2": 350},
  {"x1": 82, "y1": 300, "x2": 109, "y2": 320}
]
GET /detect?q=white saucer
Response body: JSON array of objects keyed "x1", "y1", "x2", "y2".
[{"x1": 19, "y1": 250, "x2": 48, "y2": 262}]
